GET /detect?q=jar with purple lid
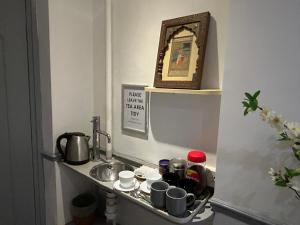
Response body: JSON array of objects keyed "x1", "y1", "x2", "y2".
[{"x1": 159, "y1": 159, "x2": 169, "y2": 175}]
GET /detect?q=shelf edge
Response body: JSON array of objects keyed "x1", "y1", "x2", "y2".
[{"x1": 144, "y1": 87, "x2": 222, "y2": 95}]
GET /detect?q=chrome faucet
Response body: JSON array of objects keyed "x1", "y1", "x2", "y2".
[{"x1": 91, "y1": 116, "x2": 112, "y2": 161}]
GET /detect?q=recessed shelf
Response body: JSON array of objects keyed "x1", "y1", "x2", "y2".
[{"x1": 145, "y1": 87, "x2": 222, "y2": 95}]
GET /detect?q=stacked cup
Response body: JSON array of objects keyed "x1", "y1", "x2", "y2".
[
  {"x1": 145, "y1": 173, "x2": 162, "y2": 189},
  {"x1": 119, "y1": 171, "x2": 135, "y2": 189}
]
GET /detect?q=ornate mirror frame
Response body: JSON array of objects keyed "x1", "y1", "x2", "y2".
[{"x1": 154, "y1": 12, "x2": 210, "y2": 89}]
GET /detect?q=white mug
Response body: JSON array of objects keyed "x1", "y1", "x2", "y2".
[
  {"x1": 146, "y1": 172, "x2": 162, "y2": 189},
  {"x1": 119, "y1": 170, "x2": 135, "y2": 188}
]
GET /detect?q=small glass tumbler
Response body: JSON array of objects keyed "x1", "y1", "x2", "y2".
[{"x1": 159, "y1": 159, "x2": 169, "y2": 175}]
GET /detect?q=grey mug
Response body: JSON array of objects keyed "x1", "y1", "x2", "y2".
[
  {"x1": 150, "y1": 181, "x2": 169, "y2": 209},
  {"x1": 166, "y1": 187, "x2": 195, "y2": 217}
]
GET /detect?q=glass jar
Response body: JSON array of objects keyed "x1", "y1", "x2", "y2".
[{"x1": 186, "y1": 150, "x2": 207, "y2": 196}]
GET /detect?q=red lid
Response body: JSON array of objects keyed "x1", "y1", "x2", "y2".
[{"x1": 187, "y1": 150, "x2": 206, "y2": 163}]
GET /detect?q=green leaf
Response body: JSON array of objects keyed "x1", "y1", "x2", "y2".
[
  {"x1": 280, "y1": 132, "x2": 287, "y2": 137},
  {"x1": 250, "y1": 99, "x2": 258, "y2": 111},
  {"x1": 285, "y1": 167, "x2": 300, "y2": 178},
  {"x1": 278, "y1": 137, "x2": 287, "y2": 141},
  {"x1": 253, "y1": 90, "x2": 261, "y2": 99},
  {"x1": 275, "y1": 180, "x2": 287, "y2": 187},
  {"x1": 244, "y1": 108, "x2": 248, "y2": 116},
  {"x1": 245, "y1": 92, "x2": 252, "y2": 100},
  {"x1": 277, "y1": 132, "x2": 290, "y2": 141},
  {"x1": 242, "y1": 101, "x2": 249, "y2": 107},
  {"x1": 294, "y1": 167, "x2": 300, "y2": 175},
  {"x1": 285, "y1": 167, "x2": 294, "y2": 178},
  {"x1": 242, "y1": 91, "x2": 260, "y2": 114}
]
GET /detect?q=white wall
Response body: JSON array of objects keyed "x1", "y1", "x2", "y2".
[
  {"x1": 93, "y1": 0, "x2": 107, "y2": 139},
  {"x1": 48, "y1": 0, "x2": 94, "y2": 141},
  {"x1": 48, "y1": 0, "x2": 95, "y2": 223},
  {"x1": 214, "y1": 1, "x2": 300, "y2": 225},
  {"x1": 43, "y1": 0, "x2": 107, "y2": 224},
  {"x1": 111, "y1": 0, "x2": 230, "y2": 171},
  {"x1": 38, "y1": 0, "x2": 227, "y2": 224},
  {"x1": 109, "y1": 0, "x2": 229, "y2": 224},
  {"x1": 39, "y1": 0, "x2": 300, "y2": 224}
]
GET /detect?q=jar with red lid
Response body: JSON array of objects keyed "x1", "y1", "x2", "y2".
[{"x1": 186, "y1": 150, "x2": 207, "y2": 196}]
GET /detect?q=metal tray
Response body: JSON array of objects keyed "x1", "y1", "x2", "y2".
[{"x1": 114, "y1": 189, "x2": 210, "y2": 224}]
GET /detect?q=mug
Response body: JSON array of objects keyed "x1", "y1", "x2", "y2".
[
  {"x1": 163, "y1": 172, "x2": 180, "y2": 186},
  {"x1": 119, "y1": 170, "x2": 135, "y2": 188},
  {"x1": 146, "y1": 172, "x2": 162, "y2": 189},
  {"x1": 166, "y1": 187, "x2": 195, "y2": 217},
  {"x1": 150, "y1": 181, "x2": 169, "y2": 209}
]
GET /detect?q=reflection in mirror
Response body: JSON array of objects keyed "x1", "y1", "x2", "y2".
[{"x1": 162, "y1": 29, "x2": 198, "y2": 82}]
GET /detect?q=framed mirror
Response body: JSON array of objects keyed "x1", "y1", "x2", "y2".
[{"x1": 154, "y1": 12, "x2": 210, "y2": 89}]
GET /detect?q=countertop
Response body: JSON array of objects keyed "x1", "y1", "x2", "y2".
[
  {"x1": 63, "y1": 159, "x2": 115, "y2": 192},
  {"x1": 62, "y1": 154, "x2": 214, "y2": 224},
  {"x1": 62, "y1": 152, "x2": 156, "y2": 192}
]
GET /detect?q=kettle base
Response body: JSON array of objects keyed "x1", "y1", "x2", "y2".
[{"x1": 66, "y1": 159, "x2": 89, "y2": 165}]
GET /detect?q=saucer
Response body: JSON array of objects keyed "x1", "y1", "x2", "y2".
[
  {"x1": 139, "y1": 181, "x2": 150, "y2": 195},
  {"x1": 113, "y1": 179, "x2": 139, "y2": 192},
  {"x1": 134, "y1": 166, "x2": 159, "y2": 181}
]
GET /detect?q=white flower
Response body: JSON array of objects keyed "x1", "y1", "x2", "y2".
[
  {"x1": 260, "y1": 108, "x2": 285, "y2": 132},
  {"x1": 285, "y1": 122, "x2": 300, "y2": 140},
  {"x1": 268, "y1": 168, "x2": 276, "y2": 176},
  {"x1": 268, "y1": 113, "x2": 285, "y2": 132},
  {"x1": 260, "y1": 107, "x2": 271, "y2": 122},
  {"x1": 268, "y1": 168, "x2": 278, "y2": 183}
]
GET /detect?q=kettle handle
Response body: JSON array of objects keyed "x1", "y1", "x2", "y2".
[{"x1": 56, "y1": 133, "x2": 71, "y2": 159}]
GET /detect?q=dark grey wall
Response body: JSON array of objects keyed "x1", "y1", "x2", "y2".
[{"x1": 0, "y1": 0, "x2": 43, "y2": 224}]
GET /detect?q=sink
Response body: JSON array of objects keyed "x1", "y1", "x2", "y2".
[{"x1": 89, "y1": 161, "x2": 134, "y2": 182}]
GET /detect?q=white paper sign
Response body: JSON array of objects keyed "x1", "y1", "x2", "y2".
[{"x1": 122, "y1": 85, "x2": 148, "y2": 134}]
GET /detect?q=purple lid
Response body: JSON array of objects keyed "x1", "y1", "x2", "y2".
[{"x1": 159, "y1": 159, "x2": 169, "y2": 166}]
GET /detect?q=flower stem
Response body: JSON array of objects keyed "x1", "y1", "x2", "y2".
[{"x1": 288, "y1": 186, "x2": 300, "y2": 200}]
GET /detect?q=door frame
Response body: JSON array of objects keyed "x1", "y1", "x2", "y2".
[{"x1": 24, "y1": 0, "x2": 46, "y2": 224}]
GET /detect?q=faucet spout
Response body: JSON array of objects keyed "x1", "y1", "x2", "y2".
[
  {"x1": 98, "y1": 130, "x2": 111, "y2": 144},
  {"x1": 90, "y1": 115, "x2": 112, "y2": 162}
]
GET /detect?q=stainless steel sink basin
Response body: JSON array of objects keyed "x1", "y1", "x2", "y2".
[{"x1": 89, "y1": 161, "x2": 134, "y2": 182}]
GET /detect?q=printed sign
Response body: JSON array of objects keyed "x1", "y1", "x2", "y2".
[{"x1": 122, "y1": 84, "x2": 148, "y2": 134}]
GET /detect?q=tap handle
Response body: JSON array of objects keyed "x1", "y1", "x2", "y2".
[
  {"x1": 91, "y1": 116, "x2": 100, "y2": 123},
  {"x1": 91, "y1": 116, "x2": 100, "y2": 131}
]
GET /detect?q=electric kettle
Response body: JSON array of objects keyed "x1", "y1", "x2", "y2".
[{"x1": 56, "y1": 132, "x2": 90, "y2": 165}]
